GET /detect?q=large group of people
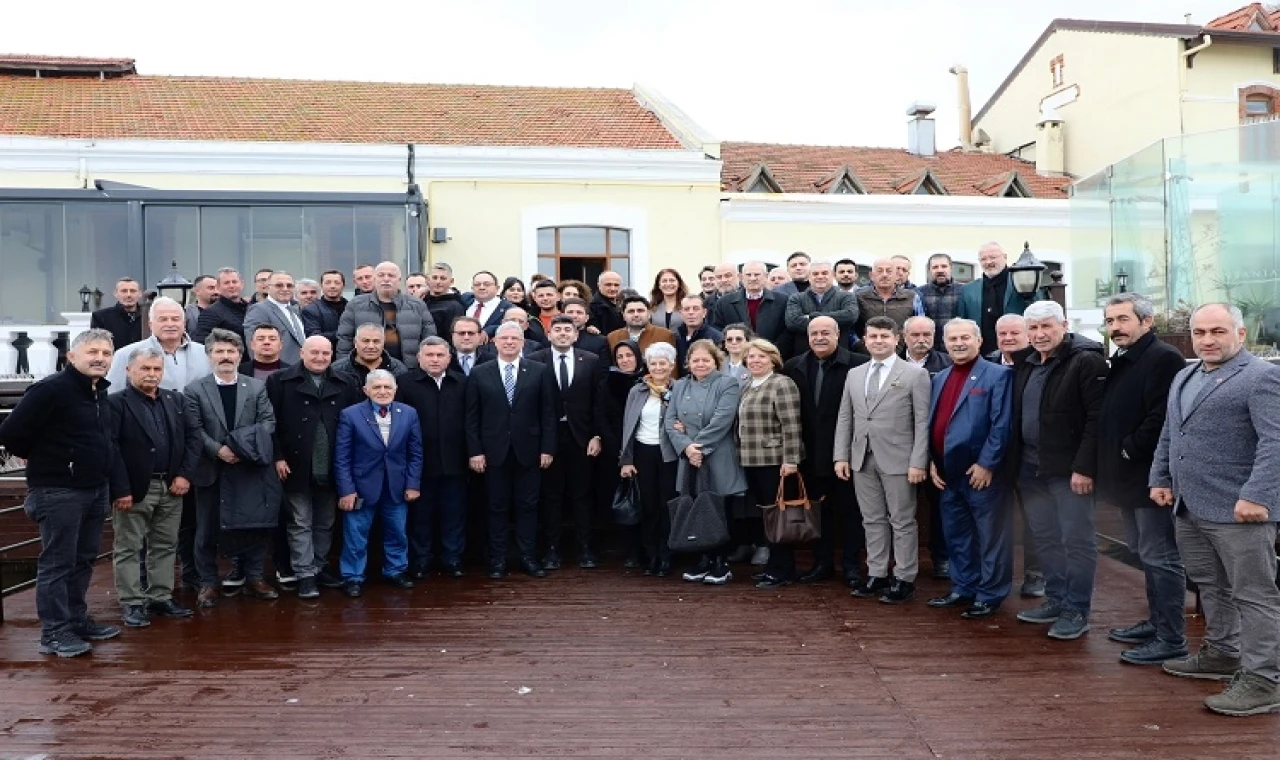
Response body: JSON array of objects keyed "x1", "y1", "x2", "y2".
[{"x1": 3, "y1": 243, "x2": 1280, "y2": 718}]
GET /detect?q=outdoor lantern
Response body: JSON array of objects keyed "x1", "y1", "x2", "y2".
[
  {"x1": 1116, "y1": 268, "x2": 1129, "y2": 294},
  {"x1": 79, "y1": 284, "x2": 92, "y2": 313},
  {"x1": 154, "y1": 260, "x2": 195, "y2": 306},
  {"x1": 1008, "y1": 241, "x2": 1047, "y2": 296},
  {"x1": 92, "y1": 287, "x2": 104, "y2": 310}
]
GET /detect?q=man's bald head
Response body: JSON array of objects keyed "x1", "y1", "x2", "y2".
[{"x1": 299, "y1": 335, "x2": 334, "y2": 373}]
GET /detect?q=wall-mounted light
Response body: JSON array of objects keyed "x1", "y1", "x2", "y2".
[{"x1": 431, "y1": 227, "x2": 449, "y2": 244}]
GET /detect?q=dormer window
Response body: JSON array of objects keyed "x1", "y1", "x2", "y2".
[
  {"x1": 741, "y1": 163, "x2": 782, "y2": 193},
  {"x1": 913, "y1": 172, "x2": 946, "y2": 195},
  {"x1": 816, "y1": 165, "x2": 867, "y2": 195}
]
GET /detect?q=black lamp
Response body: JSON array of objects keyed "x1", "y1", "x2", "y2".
[
  {"x1": 1007, "y1": 241, "x2": 1047, "y2": 296},
  {"x1": 92, "y1": 287, "x2": 104, "y2": 310},
  {"x1": 154, "y1": 260, "x2": 195, "y2": 306},
  {"x1": 78, "y1": 285, "x2": 92, "y2": 313},
  {"x1": 1116, "y1": 268, "x2": 1129, "y2": 294}
]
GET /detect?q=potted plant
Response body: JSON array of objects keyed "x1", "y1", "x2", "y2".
[{"x1": 1153, "y1": 300, "x2": 1195, "y2": 358}]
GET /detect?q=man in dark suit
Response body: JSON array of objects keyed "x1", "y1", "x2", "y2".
[
  {"x1": 783, "y1": 260, "x2": 858, "y2": 347},
  {"x1": 107, "y1": 346, "x2": 202, "y2": 627},
  {"x1": 562, "y1": 298, "x2": 610, "y2": 363},
  {"x1": 334, "y1": 369, "x2": 423, "y2": 598},
  {"x1": 243, "y1": 271, "x2": 307, "y2": 366},
  {"x1": 91, "y1": 277, "x2": 144, "y2": 351},
  {"x1": 674, "y1": 295, "x2": 722, "y2": 371},
  {"x1": 589, "y1": 271, "x2": 626, "y2": 335},
  {"x1": 458, "y1": 270, "x2": 513, "y2": 333},
  {"x1": 397, "y1": 337, "x2": 470, "y2": 579},
  {"x1": 530, "y1": 315, "x2": 603, "y2": 570},
  {"x1": 925, "y1": 319, "x2": 1015, "y2": 620},
  {"x1": 464, "y1": 322, "x2": 558, "y2": 578},
  {"x1": 782, "y1": 316, "x2": 868, "y2": 588},
  {"x1": 710, "y1": 260, "x2": 791, "y2": 358},
  {"x1": 193, "y1": 267, "x2": 250, "y2": 345},
  {"x1": 266, "y1": 336, "x2": 362, "y2": 598}
]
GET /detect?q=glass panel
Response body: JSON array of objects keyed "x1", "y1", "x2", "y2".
[
  {"x1": 305, "y1": 206, "x2": 355, "y2": 281},
  {"x1": 558, "y1": 226, "x2": 606, "y2": 253},
  {"x1": 609, "y1": 257, "x2": 629, "y2": 285},
  {"x1": 354, "y1": 205, "x2": 408, "y2": 270},
  {"x1": 608, "y1": 228, "x2": 630, "y2": 255},
  {"x1": 63, "y1": 203, "x2": 134, "y2": 320},
  {"x1": 248, "y1": 207, "x2": 306, "y2": 275},
  {"x1": 1246, "y1": 97, "x2": 1271, "y2": 115},
  {"x1": 200, "y1": 207, "x2": 250, "y2": 291},
  {"x1": 537, "y1": 228, "x2": 556, "y2": 255},
  {"x1": 953, "y1": 262, "x2": 975, "y2": 284},
  {"x1": 144, "y1": 206, "x2": 200, "y2": 288},
  {"x1": 537, "y1": 257, "x2": 557, "y2": 277},
  {"x1": 0, "y1": 203, "x2": 64, "y2": 323}
]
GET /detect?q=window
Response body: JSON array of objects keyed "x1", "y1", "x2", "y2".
[
  {"x1": 741, "y1": 164, "x2": 782, "y2": 193},
  {"x1": 537, "y1": 226, "x2": 630, "y2": 285},
  {"x1": 1246, "y1": 95, "x2": 1272, "y2": 116},
  {"x1": 952, "y1": 262, "x2": 976, "y2": 284},
  {"x1": 1050, "y1": 55, "x2": 1065, "y2": 88}
]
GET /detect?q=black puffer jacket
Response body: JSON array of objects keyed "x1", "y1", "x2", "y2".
[
  {"x1": 192, "y1": 296, "x2": 249, "y2": 344},
  {"x1": 425, "y1": 292, "x2": 466, "y2": 338},
  {"x1": 1010, "y1": 333, "x2": 1108, "y2": 478},
  {"x1": 0, "y1": 366, "x2": 114, "y2": 488}
]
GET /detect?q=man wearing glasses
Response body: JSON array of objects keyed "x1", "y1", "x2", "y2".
[{"x1": 244, "y1": 271, "x2": 306, "y2": 366}]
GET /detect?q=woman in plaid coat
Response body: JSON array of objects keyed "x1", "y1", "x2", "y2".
[{"x1": 736, "y1": 338, "x2": 805, "y2": 589}]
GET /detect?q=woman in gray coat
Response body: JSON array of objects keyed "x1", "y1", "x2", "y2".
[
  {"x1": 665, "y1": 339, "x2": 746, "y2": 585},
  {"x1": 619, "y1": 344, "x2": 679, "y2": 576}
]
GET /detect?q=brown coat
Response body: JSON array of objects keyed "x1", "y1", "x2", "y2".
[
  {"x1": 607, "y1": 325, "x2": 677, "y2": 360},
  {"x1": 735, "y1": 373, "x2": 805, "y2": 468}
]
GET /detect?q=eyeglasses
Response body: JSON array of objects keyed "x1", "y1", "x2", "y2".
[
  {"x1": 274, "y1": 283, "x2": 295, "y2": 289},
  {"x1": 453, "y1": 330, "x2": 479, "y2": 336},
  {"x1": 724, "y1": 336, "x2": 745, "y2": 343}
]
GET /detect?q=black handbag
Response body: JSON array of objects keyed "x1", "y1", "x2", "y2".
[
  {"x1": 612, "y1": 476, "x2": 642, "y2": 526},
  {"x1": 667, "y1": 462, "x2": 728, "y2": 552}
]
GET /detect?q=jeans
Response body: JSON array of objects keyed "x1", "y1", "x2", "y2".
[
  {"x1": 1119, "y1": 505, "x2": 1187, "y2": 646},
  {"x1": 285, "y1": 484, "x2": 337, "y2": 579},
  {"x1": 25, "y1": 484, "x2": 109, "y2": 635},
  {"x1": 1018, "y1": 463, "x2": 1097, "y2": 616},
  {"x1": 409, "y1": 475, "x2": 466, "y2": 570},
  {"x1": 112, "y1": 479, "x2": 183, "y2": 605},
  {"x1": 340, "y1": 496, "x2": 409, "y2": 583},
  {"x1": 194, "y1": 486, "x2": 267, "y2": 586},
  {"x1": 939, "y1": 481, "x2": 1012, "y2": 605}
]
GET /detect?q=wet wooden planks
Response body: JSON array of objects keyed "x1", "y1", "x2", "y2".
[{"x1": 2, "y1": 553, "x2": 1279, "y2": 759}]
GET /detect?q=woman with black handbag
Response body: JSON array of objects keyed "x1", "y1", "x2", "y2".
[
  {"x1": 665, "y1": 339, "x2": 746, "y2": 585},
  {"x1": 598, "y1": 340, "x2": 646, "y2": 568},
  {"x1": 618, "y1": 343, "x2": 678, "y2": 576},
  {"x1": 736, "y1": 338, "x2": 806, "y2": 590}
]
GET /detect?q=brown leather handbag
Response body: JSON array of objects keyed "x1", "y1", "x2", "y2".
[{"x1": 761, "y1": 472, "x2": 822, "y2": 545}]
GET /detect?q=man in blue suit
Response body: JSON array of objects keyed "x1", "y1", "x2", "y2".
[
  {"x1": 924, "y1": 318, "x2": 1015, "y2": 619},
  {"x1": 334, "y1": 369, "x2": 424, "y2": 598}
]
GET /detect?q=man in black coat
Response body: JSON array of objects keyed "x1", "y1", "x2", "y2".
[
  {"x1": 589, "y1": 271, "x2": 626, "y2": 335},
  {"x1": 266, "y1": 336, "x2": 363, "y2": 598},
  {"x1": 710, "y1": 260, "x2": 792, "y2": 358},
  {"x1": 300, "y1": 270, "x2": 349, "y2": 351},
  {"x1": 1096, "y1": 293, "x2": 1189, "y2": 665},
  {"x1": 783, "y1": 316, "x2": 868, "y2": 587},
  {"x1": 0, "y1": 328, "x2": 119, "y2": 657},
  {"x1": 90, "y1": 278, "x2": 144, "y2": 351},
  {"x1": 192, "y1": 268, "x2": 250, "y2": 344},
  {"x1": 902, "y1": 315, "x2": 955, "y2": 578},
  {"x1": 397, "y1": 336, "x2": 470, "y2": 579},
  {"x1": 424, "y1": 263, "x2": 466, "y2": 338},
  {"x1": 562, "y1": 298, "x2": 610, "y2": 363},
  {"x1": 530, "y1": 316, "x2": 604, "y2": 570},
  {"x1": 464, "y1": 322, "x2": 558, "y2": 579},
  {"x1": 107, "y1": 345, "x2": 201, "y2": 627},
  {"x1": 674, "y1": 295, "x2": 723, "y2": 371}
]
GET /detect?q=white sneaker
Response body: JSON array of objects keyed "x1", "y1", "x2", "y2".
[{"x1": 750, "y1": 546, "x2": 770, "y2": 566}]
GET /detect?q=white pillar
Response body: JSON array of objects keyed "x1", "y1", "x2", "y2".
[
  {"x1": 61, "y1": 312, "x2": 93, "y2": 345},
  {"x1": 25, "y1": 326, "x2": 60, "y2": 378},
  {"x1": 0, "y1": 329, "x2": 19, "y2": 376}
]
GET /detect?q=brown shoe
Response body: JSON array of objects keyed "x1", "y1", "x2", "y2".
[
  {"x1": 197, "y1": 586, "x2": 219, "y2": 608},
  {"x1": 244, "y1": 579, "x2": 279, "y2": 600}
]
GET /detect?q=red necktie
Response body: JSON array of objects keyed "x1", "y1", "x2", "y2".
[
  {"x1": 378, "y1": 407, "x2": 388, "y2": 418},
  {"x1": 472, "y1": 301, "x2": 483, "y2": 319}
]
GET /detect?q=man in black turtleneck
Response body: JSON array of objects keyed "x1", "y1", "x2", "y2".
[{"x1": 772, "y1": 251, "x2": 811, "y2": 297}]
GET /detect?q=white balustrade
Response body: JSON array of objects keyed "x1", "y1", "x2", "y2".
[{"x1": 0, "y1": 313, "x2": 93, "y2": 378}]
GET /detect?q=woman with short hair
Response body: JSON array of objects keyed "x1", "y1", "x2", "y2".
[{"x1": 619, "y1": 343, "x2": 678, "y2": 576}]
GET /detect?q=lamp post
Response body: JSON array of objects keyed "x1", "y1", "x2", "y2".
[
  {"x1": 154, "y1": 260, "x2": 195, "y2": 306},
  {"x1": 1116, "y1": 268, "x2": 1129, "y2": 294},
  {"x1": 1007, "y1": 241, "x2": 1068, "y2": 312},
  {"x1": 78, "y1": 285, "x2": 92, "y2": 313}
]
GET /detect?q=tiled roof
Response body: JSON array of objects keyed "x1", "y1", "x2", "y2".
[
  {"x1": 720, "y1": 142, "x2": 1070, "y2": 198},
  {"x1": 0, "y1": 64, "x2": 684, "y2": 149},
  {"x1": 1205, "y1": 3, "x2": 1280, "y2": 31}
]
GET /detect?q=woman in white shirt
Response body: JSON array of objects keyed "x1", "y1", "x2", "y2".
[{"x1": 618, "y1": 343, "x2": 678, "y2": 576}]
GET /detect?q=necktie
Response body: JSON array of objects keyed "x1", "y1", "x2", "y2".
[
  {"x1": 472, "y1": 301, "x2": 484, "y2": 319},
  {"x1": 813, "y1": 359, "x2": 825, "y2": 405},
  {"x1": 504, "y1": 363, "x2": 516, "y2": 405},
  {"x1": 378, "y1": 406, "x2": 388, "y2": 418},
  {"x1": 559, "y1": 353, "x2": 569, "y2": 391},
  {"x1": 866, "y1": 361, "x2": 883, "y2": 402},
  {"x1": 288, "y1": 306, "x2": 304, "y2": 342},
  {"x1": 460, "y1": 354, "x2": 472, "y2": 376}
]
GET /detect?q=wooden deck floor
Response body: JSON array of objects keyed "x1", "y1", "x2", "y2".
[{"x1": 2, "y1": 547, "x2": 1279, "y2": 758}]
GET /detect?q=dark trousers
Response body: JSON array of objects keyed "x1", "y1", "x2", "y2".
[
  {"x1": 194, "y1": 485, "x2": 269, "y2": 586},
  {"x1": 271, "y1": 502, "x2": 295, "y2": 577},
  {"x1": 746, "y1": 465, "x2": 795, "y2": 579},
  {"x1": 633, "y1": 442, "x2": 676, "y2": 564},
  {"x1": 807, "y1": 472, "x2": 866, "y2": 577},
  {"x1": 25, "y1": 484, "x2": 109, "y2": 635},
  {"x1": 920, "y1": 482, "x2": 948, "y2": 565},
  {"x1": 940, "y1": 481, "x2": 1012, "y2": 605},
  {"x1": 409, "y1": 475, "x2": 467, "y2": 570},
  {"x1": 177, "y1": 489, "x2": 197, "y2": 581},
  {"x1": 1011, "y1": 486, "x2": 1040, "y2": 576},
  {"x1": 1120, "y1": 504, "x2": 1187, "y2": 645},
  {"x1": 484, "y1": 451, "x2": 541, "y2": 565},
  {"x1": 1018, "y1": 463, "x2": 1097, "y2": 616},
  {"x1": 541, "y1": 425, "x2": 594, "y2": 550}
]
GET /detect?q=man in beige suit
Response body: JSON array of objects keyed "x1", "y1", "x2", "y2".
[{"x1": 834, "y1": 316, "x2": 931, "y2": 604}]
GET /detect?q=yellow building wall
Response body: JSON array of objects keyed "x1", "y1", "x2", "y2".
[
  {"x1": 1182, "y1": 42, "x2": 1280, "y2": 137},
  {"x1": 975, "y1": 31, "x2": 1182, "y2": 179}
]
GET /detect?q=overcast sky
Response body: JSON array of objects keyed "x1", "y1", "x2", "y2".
[{"x1": 2, "y1": 0, "x2": 1246, "y2": 149}]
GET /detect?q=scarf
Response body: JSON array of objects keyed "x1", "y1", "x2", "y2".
[{"x1": 643, "y1": 375, "x2": 670, "y2": 400}]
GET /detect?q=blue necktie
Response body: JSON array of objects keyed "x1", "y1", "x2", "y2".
[
  {"x1": 504, "y1": 363, "x2": 516, "y2": 405},
  {"x1": 461, "y1": 354, "x2": 472, "y2": 376}
]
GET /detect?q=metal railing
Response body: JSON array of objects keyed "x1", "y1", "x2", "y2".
[{"x1": 0, "y1": 500, "x2": 114, "y2": 623}]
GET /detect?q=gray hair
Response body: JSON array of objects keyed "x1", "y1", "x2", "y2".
[
  {"x1": 644, "y1": 342, "x2": 677, "y2": 364},
  {"x1": 494, "y1": 322, "x2": 524, "y2": 339},
  {"x1": 127, "y1": 346, "x2": 166, "y2": 365},
  {"x1": 995, "y1": 313, "x2": 1027, "y2": 329},
  {"x1": 71, "y1": 328, "x2": 115, "y2": 350},
  {"x1": 355, "y1": 322, "x2": 384, "y2": 338},
  {"x1": 944, "y1": 318, "x2": 980, "y2": 337},
  {"x1": 296, "y1": 278, "x2": 318, "y2": 289},
  {"x1": 1192, "y1": 302, "x2": 1246, "y2": 330},
  {"x1": 1104, "y1": 292, "x2": 1154, "y2": 321},
  {"x1": 903, "y1": 315, "x2": 935, "y2": 332},
  {"x1": 204, "y1": 328, "x2": 244, "y2": 356},
  {"x1": 365, "y1": 369, "x2": 398, "y2": 388},
  {"x1": 808, "y1": 260, "x2": 834, "y2": 273},
  {"x1": 1023, "y1": 300, "x2": 1066, "y2": 323},
  {"x1": 430, "y1": 262, "x2": 454, "y2": 276},
  {"x1": 420, "y1": 336, "x2": 449, "y2": 349},
  {"x1": 216, "y1": 267, "x2": 239, "y2": 278},
  {"x1": 148, "y1": 295, "x2": 184, "y2": 316},
  {"x1": 979, "y1": 241, "x2": 1004, "y2": 252},
  {"x1": 270, "y1": 270, "x2": 292, "y2": 280}
]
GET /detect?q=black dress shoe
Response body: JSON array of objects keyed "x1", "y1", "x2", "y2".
[
  {"x1": 879, "y1": 579, "x2": 916, "y2": 604},
  {"x1": 754, "y1": 574, "x2": 791, "y2": 590},
  {"x1": 315, "y1": 570, "x2": 345, "y2": 589},
  {"x1": 147, "y1": 599, "x2": 194, "y2": 618},
  {"x1": 851, "y1": 576, "x2": 890, "y2": 598},
  {"x1": 343, "y1": 581, "x2": 363, "y2": 598},
  {"x1": 385, "y1": 574, "x2": 415, "y2": 589},
  {"x1": 441, "y1": 564, "x2": 464, "y2": 578},
  {"x1": 797, "y1": 564, "x2": 834, "y2": 583},
  {"x1": 960, "y1": 601, "x2": 1000, "y2": 619},
  {"x1": 121, "y1": 604, "x2": 151, "y2": 628},
  {"x1": 409, "y1": 566, "x2": 429, "y2": 581},
  {"x1": 927, "y1": 592, "x2": 975, "y2": 609},
  {"x1": 843, "y1": 571, "x2": 864, "y2": 589},
  {"x1": 751, "y1": 571, "x2": 768, "y2": 582},
  {"x1": 487, "y1": 564, "x2": 507, "y2": 579},
  {"x1": 578, "y1": 548, "x2": 599, "y2": 569},
  {"x1": 655, "y1": 559, "x2": 671, "y2": 577},
  {"x1": 519, "y1": 559, "x2": 547, "y2": 578},
  {"x1": 542, "y1": 547, "x2": 561, "y2": 571}
]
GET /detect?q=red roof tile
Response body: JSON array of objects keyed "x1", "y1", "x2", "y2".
[
  {"x1": 720, "y1": 142, "x2": 1070, "y2": 198},
  {"x1": 1205, "y1": 3, "x2": 1277, "y2": 31},
  {"x1": 0, "y1": 66, "x2": 684, "y2": 149}
]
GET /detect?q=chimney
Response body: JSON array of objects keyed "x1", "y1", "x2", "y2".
[
  {"x1": 1036, "y1": 108, "x2": 1065, "y2": 175},
  {"x1": 949, "y1": 65, "x2": 974, "y2": 151},
  {"x1": 906, "y1": 102, "x2": 937, "y2": 157}
]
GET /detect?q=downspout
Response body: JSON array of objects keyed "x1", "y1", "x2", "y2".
[
  {"x1": 405, "y1": 143, "x2": 426, "y2": 270},
  {"x1": 1178, "y1": 34, "x2": 1212, "y2": 136}
]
